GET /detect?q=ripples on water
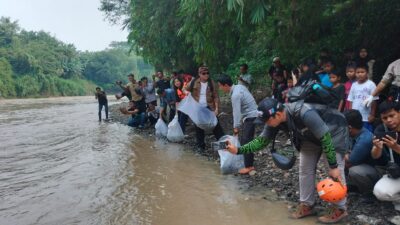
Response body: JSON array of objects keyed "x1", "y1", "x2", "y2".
[{"x1": 0, "y1": 97, "x2": 314, "y2": 225}]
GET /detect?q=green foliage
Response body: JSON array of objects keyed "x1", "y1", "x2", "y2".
[
  {"x1": 0, "y1": 17, "x2": 153, "y2": 98},
  {"x1": 0, "y1": 57, "x2": 16, "y2": 97},
  {"x1": 101, "y1": 0, "x2": 400, "y2": 85}
]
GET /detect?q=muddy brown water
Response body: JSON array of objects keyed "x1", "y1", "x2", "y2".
[{"x1": 0, "y1": 97, "x2": 315, "y2": 225}]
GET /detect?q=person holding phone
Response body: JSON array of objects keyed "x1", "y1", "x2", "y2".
[
  {"x1": 371, "y1": 101, "x2": 400, "y2": 211},
  {"x1": 217, "y1": 74, "x2": 258, "y2": 174}
]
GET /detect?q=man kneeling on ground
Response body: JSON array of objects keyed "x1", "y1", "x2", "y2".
[
  {"x1": 344, "y1": 109, "x2": 386, "y2": 202},
  {"x1": 371, "y1": 101, "x2": 400, "y2": 211}
]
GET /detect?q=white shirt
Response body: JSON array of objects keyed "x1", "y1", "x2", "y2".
[
  {"x1": 199, "y1": 82, "x2": 208, "y2": 107},
  {"x1": 347, "y1": 80, "x2": 378, "y2": 122}
]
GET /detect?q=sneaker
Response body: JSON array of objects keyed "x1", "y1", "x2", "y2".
[
  {"x1": 239, "y1": 167, "x2": 255, "y2": 175},
  {"x1": 317, "y1": 206, "x2": 348, "y2": 224},
  {"x1": 291, "y1": 203, "x2": 316, "y2": 219}
]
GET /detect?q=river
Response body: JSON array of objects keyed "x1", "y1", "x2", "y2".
[{"x1": 0, "y1": 96, "x2": 315, "y2": 225}]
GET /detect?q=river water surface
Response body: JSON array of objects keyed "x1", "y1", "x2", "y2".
[{"x1": 0, "y1": 97, "x2": 315, "y2": 225}]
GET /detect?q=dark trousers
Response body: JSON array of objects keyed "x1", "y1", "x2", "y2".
[
  {"x1": 195, "y1": 119, "x2": 225, "y2": 149},
  {"x1": 98, "y1": 102, "x2": 108, "y2": 121},
  {"x1": 178, "y1": 111, "x2": 188, "y2": 133},
  {"x1": 240, "y1": 117, "x2": 256, "y2": 168}
]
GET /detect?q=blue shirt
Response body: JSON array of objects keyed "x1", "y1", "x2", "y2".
[
  {"x1": 160, "y1": 88, "x2": 176, "y2": 108},
  {"x1": 318, "y1": 73, "x2": 333, "y2": 88},
  {"x1": 349, "y1": 128, "x2": 375, "y2": 166}
]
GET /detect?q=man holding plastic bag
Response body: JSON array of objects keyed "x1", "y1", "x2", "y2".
[
  {"x1": 184, "y1": 66, "x2": 225, "y2": 151},
  {"x1": 217, "y1": 74, "x2": 259, "y2": 174}
]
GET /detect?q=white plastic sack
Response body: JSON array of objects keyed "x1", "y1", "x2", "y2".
[
  {"x1": 167, "y1": 115, "x2": 184, "y2": 142},
  {"x1": 155, "y1": 118, "x2": 168, "y2": 137},
  {"x1": 178, "y1": 94, "x2": 217, "y2": 131},
  {"x1": 217, "y1": 135, "x2": 244, "y2": 174}
]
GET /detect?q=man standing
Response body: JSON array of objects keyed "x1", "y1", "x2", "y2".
[
  {"x1": 218, "y1": 74, "x2": 258, "y2": 174},
  {"x1": 226, "y1": 98, "x2": 349, "y2": 224},
  {"x1": 95, "y1": 87, "x2": 108, "y2": 121},
  {"x1": 153, "y1": 71, "x2": 171, "y2": 92},
  {"x1": 186, "y1": 66, "x2": 224, "y2": 151},
  {"x1": 364, "y1": 59, "x2": 400, "y2": 105},
  {"x1": 237, "y1": 64, "x2": 252, "y2": 90}
]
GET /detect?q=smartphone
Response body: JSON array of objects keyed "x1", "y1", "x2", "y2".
[
  {"x1": 375, "y1": 131, "x2": 397, "y2": 140},
  {"x1": 212, "y1": 141, "x2": 227, "y2": 151}
]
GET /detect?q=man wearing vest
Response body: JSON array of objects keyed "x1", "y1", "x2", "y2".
[
  {"x1": 225, "y1": 98, "x2": 350, "y2": 224},
  {"x1": 186, "y1": 66, "x2": 225, "y2": 151}
]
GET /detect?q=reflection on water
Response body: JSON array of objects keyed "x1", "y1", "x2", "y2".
[{"x1": 0, "y1": 97, "x2": 315, "y2": 225}]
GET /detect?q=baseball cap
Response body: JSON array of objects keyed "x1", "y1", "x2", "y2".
[{"x1": 254, "y1": 98, "x2": 282, "y2": 124}]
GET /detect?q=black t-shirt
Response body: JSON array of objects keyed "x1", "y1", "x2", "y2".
[
  {"x1": 374, "y1": 124, "x2": 400, "y2": 166},
  {"x1": 268, "y1": 65, "x2": 287, "y2": 78},
  {"x1": 329, "y1": 84, "x2": 345, "y2": 109},
  {"x1": 134, "y1": 98, "x2": 147, "y2": 114},
  {"x1": 156, "y1": 79, "x2": 171, "y2": 91},
  {"x1": 96, "y1": 91, "x2": 107, "y2": 104}
]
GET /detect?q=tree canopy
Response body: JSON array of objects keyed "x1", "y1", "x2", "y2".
[
  {"x1": 0, "y1": 17, "x2": 153, "y2": 98},
  {"x1": 100, "y1": 0, "x2": 400, "y2": 81}
]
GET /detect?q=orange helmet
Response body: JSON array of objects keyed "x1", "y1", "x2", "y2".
[{"x1": 317, "y1": 178, "x2": 347, "y2": 203}]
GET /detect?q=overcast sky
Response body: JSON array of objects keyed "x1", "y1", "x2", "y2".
[{"x1": 0, "y1": 0, "x2": 129, "y2": 51}]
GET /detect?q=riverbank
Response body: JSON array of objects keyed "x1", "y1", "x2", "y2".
[{"x1": 109, "y1": 98, "x2": 400, "y2": 225}]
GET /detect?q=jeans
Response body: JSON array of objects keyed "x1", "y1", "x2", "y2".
[
  {"x1": 195, "y1": 118, "x2": 225, "y2": 149},
  {"x1": 178, "y1": 111, "x2": 188, "y2": 134},
  {"x1": 98, "y1": 102, "x2": 108, "y2": 121},
  {"x1": 240, "y1": 117, "x2": 256, "y2": 168},
  {"x1": 128, "y1": 112, "x2": 146, "y2": 128}
]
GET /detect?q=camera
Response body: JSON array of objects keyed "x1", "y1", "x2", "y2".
[
  {"x1": 387, "y1": 161, "x2": 400, "y2": 179},
  {"x1": 211, "y1": 141, "x2": 227, "y2": 151}
]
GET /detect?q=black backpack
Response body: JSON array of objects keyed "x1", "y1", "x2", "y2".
[{"x1": 287, "y1": 81, "x2": 338, "y2": 105}]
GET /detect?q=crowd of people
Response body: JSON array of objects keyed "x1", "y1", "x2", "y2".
[{"x1": 95, "y1": 47, "x2": 400, "y2": 224}]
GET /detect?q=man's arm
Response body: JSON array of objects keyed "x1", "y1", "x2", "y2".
[{"x1": 237, "y1": 137, "x2": 271, "y2": 154}]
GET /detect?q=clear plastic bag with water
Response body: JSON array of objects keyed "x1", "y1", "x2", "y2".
[
  {"x1": 167, "y1": 115, "x2": 184, "y2": 142},
  {"x1": 155, "y1": 118, "x2": 168, "y2": 137},
  {"x1": 217, "y1": 135, "x2": 244, "y2": 174},
  {"x1": 178, "y1": 94, "x2": 217, "y2": 131}
]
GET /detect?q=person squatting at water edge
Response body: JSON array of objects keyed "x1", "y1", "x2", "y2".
[{"x1": 225, "y1": 97, "x2": 350, "y2": 224}]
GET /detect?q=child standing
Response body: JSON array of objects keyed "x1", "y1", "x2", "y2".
[
  {"x1": 329, "y1": 72, "x2": 345, "y2": 111},
  {"x1": 282, "y1": 78, "x2": 294, "y2": 103},
  {"x1": 347, "y1": 65, "x2": 378, "y2": 132},
  {"x1": 344, "y1": 65, "x2": 357, "y2": 111}
]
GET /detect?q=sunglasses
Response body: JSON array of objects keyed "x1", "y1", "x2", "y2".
[{"x1": 201, "y1": 72, "x2": 209, "y2": 75}]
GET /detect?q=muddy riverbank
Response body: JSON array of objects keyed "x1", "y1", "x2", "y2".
[{"x1": 109, "y1": 98, "x2": 400, "y2": 225}]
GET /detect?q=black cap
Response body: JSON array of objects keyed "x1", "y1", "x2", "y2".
[{"x1": 254, "y1": 98, "x2": 281, "y2": 124}]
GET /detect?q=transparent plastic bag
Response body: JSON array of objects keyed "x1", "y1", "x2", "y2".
[
  {"x1": 217, "y1": 135, "x2": 244, "y2": 174},
  {"x1": 178, "y1": 94, "x2": 217, "y2": 131},
  {"x1": 155, "y1": 118, "x2": 168, "y2": 137},
  {"x1": 167, "y1": 115, "x2": 184, "y2": 142}
]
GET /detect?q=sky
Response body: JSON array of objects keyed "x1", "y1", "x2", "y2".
[{"x1": 0, "y1": 0, "x2": 129, "y2": 51}]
